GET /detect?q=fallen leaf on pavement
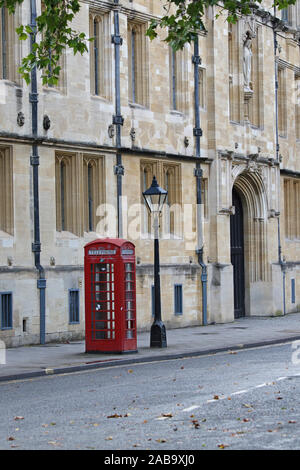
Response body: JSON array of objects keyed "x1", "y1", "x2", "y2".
[{"x1": 14, "y1": 416, "x2": 24, "y2": 421}]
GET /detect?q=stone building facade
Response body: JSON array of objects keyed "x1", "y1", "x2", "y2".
[{"x1": 0, "y1": 0, "x2": 299, "y2": 347}]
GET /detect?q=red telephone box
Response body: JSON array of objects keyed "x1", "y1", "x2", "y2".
[{"x1": 84, "y1": 238, "x2": 137, "y2": 354}]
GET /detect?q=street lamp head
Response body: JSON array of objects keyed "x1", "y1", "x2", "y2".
[{"x1": 142, "y1": 176, "x2": 168, "y2": 215}]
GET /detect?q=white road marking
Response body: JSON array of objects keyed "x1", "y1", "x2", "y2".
[
  {"x1": 181, "y1": 376, "x2": 291, "y2": 413},
  {"x1": 182, "y1": 405, "x2": 200, "y2": 412}
]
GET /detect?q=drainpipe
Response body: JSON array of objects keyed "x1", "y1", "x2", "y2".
[
  {"x1": 30, "y1": 0, "x2": 46, "y2": 343},
  {"x1": 273, "y1": 7, "x2": 286, "y2": 315},
  {"x1": 193, "y1": 36, "x2": 207, "y2": 325},
  {"x1": 112, "y1": 0, "x2": 124, "y2": 238}
]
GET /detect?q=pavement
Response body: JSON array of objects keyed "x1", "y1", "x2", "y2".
[{"x1": 1, "y1": 312, "x2": 300, "y2": 383}]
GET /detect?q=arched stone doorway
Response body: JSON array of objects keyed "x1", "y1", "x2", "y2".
[
  {"x1": 231, "y1": 169, "x2": 270, "y2": 317},
  {"x1": 230, "y1": 187, "x2": 245, "y2": 318}
]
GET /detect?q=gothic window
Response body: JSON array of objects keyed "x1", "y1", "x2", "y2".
[
  {"x1": 0, "y1": 146, "x2": 13, "y2": 235},
  {"x1": 284, "y1": 178, "x2": 300, "y2": 240},
  {"x1": 140, "y1": 160, "x2": 181, "y2": 237},
  {"x1": 201, "y1": 178, "x2": 208, "y2": 220},
  {"x1": 56, "y1": 152, "x2": 104, "y2": 236},
  {"x1": 128, "y1": 21, "x2": 149, "y2": 106},
  {"x1": 89, "y1": 12, "x2": 111, "y2": 99},
  {"x1": 162, "y1": 163, "x2": 181, "y2": 237},
  {"x1": 198, "y1": 67, "x2": 206, "y2": 110},
  {"x1": 170, "y1": 47, "x2": 177, "y2": 111},
  {"x1": 169, "y1": 46, "x2": 187, "y2": 114},
  {"x1": 281, "y1": 8, "x2": 289, "y2": 23},
  {"x1": 55, "y1": 154, "x2": 73, "y2": 233},
  {"x1": 0, "y1": 6, "x2": 20, "y2": 82},
  {"x1": 83, "y1": 156, "x2": 104, "y2": 233},
  {"x1": 278, "y1": 66, "x2": 287, "y2": 137},
  {"x1": 140, "y1": 160, "x2": 158, "y2": 235}
]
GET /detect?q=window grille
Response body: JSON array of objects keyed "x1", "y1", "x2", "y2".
[
  {"x1": 69, "y1": 289, "x2": 80, "y2": 324},
  {"x1": 174, "y1": 284, "x2": 183, "y2": 315},
  {"x1": 0, "y1": 292, "x2": 12, "y2": 329},
  {"x1": 291, "y1": 279, "x2": 296, "y2": 304}
]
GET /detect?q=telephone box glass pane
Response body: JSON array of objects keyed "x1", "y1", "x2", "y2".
[
  {"x1": 91, "y1": 263, "x2": 116, "y2": 340},
  {"x1": 124, "y1": 263, "x2": 135, "y2": 339}
]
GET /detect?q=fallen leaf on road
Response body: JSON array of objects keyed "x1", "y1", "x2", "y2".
[
  {"x1": 14, "y1": 416, "x2": 24, "y2": 421},
  {"x1": 213, "y1": 395, "x2": 219, "y2": 400},
  {"x1": 156, "y1": 438, "x2": 167, "y2": 443},
  {"x1": 48, "y1": 441, "x2": 61, "y2": 447},
  {"x1": 7, "y1": 436, "x2": 15, "y2": 441},
  {"x1": 161, "y1": 413, "x2": 173, "y2": 418},
  {"x1": 218, "y1": 444, "x2": 229, "y2": 449}
]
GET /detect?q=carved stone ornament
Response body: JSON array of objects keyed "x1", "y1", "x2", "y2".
[
  {"x1": 130, "y1": 127, "x2": 136, "y2": 142},
  {"x1": 247, "y1": 159, "x2": 262, "y2": 174},
  {"x1": 43, "y1": 115, "x2": 51, "y2": 131},
  {"x1": 108, "y1": 124, "x2": 115, "y2": 138},
  {"x1": 219, "y1": 206, "x2": 236, "y2": 216},
  {"x1": 17, "y1": 111, "x2": 25, "y2": 127}
]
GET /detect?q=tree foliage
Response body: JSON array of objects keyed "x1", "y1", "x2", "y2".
[
  {"x1": 0, "y1": 0, "x2": 298, "y2": 85},
  {"x1": 146, "y1": 0, "x2": 298, "y2": 50},
  {"x1": 0, "y1": 0, "x2": 90, "y2": 85}
]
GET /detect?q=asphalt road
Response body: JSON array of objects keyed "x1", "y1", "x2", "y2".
[{"x1": 0, "y1": 341, "x2": 300, "y2": 451}]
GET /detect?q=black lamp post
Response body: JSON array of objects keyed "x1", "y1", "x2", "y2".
[{"x1": 143, "y1": 176, "x2": 168, "y2": 348}]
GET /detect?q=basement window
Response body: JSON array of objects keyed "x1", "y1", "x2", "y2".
[
  {"x1": 291, "y1": 279, "x2": 296, "y2": 304},
  {"x1": 0, "y1": 292, "x2": 12, "y2": 329},
  {"x1": 174, "y1": 284, "x2": 183, "y2": 316},
  {"x1": 69, "y1": 289, "x2": 80, "y2": 324}
]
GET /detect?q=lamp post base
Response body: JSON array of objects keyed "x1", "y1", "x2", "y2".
[{"x1": 150, "y1": 320, "x2": 167, "y2": 348}]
